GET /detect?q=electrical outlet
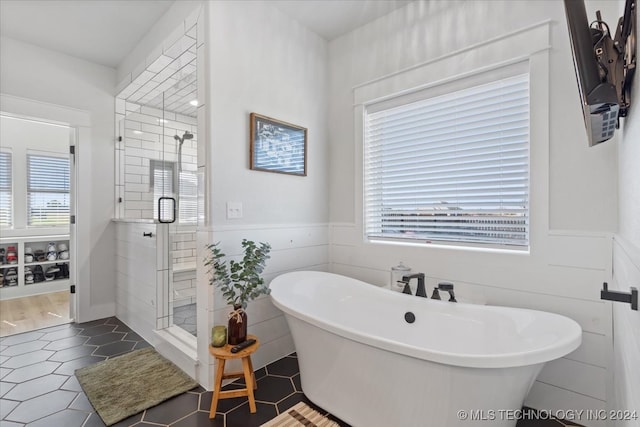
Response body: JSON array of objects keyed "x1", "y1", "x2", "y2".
[{"x1": 227, "y1": 202, "x2": 243, "y2": 219}]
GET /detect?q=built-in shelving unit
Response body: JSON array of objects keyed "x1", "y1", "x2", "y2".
[{"x1": 0, "y1": 235, "x2": 70, "y2": 300}]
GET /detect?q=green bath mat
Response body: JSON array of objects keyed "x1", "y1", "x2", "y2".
[{"x1": 75, "y1": 347, "x2": 198, "y2": 426}]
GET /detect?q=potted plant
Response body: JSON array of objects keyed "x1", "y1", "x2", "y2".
[{"x1": 205, "y1": 239, "x2": 271, "y2": 345}]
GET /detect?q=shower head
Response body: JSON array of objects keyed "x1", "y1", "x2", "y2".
[
  {"x1": 176, "y1": 130, "x2": 194, "y2": 173},
  {"x1": 174, "y1": 131, "x2": 194, "y2": 144}
]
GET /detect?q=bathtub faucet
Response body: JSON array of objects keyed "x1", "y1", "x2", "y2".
[
  {"x1": 400, "y1": 273, "x2": 427, "y2": 298},
  {"x1": 433, "y1": 282, "x2": 456, "y2": 302}
]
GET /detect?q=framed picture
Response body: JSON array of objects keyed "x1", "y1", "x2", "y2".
[{"x1": 250, "y1": 113, "x2": 307, "y2": 176}]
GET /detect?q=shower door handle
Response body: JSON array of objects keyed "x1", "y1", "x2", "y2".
[{"x1": 158, "y1": 197, "x2": 176, "y2": 223}]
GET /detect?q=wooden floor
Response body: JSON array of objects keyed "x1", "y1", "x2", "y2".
[{"x1": 0, "y1": 291, "x2": 70, "y2": 337}]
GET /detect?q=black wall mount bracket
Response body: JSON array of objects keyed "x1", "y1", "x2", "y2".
[{"x1": 600, "y1": 282, "x2": 638, "y2": 310}]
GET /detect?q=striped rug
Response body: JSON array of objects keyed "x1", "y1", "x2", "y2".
[{"x1": 261, "y1": 402, "x2": 341, "y2": 427}]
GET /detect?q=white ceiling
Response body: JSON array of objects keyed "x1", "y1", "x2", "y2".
[
  {"x1": 0, "y1": 0, "x2": 174, "y2": 68},
  {"x1": 0, "y1": 1, "x2": 413, "y2": 70},
  {"x1": 271, "y1": 0, "x2": 412, "y2": 40}
]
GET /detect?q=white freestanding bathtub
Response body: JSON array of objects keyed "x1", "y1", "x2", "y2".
[{"x1": 270, "y1": 271, "x2": 582, "y2": 427}]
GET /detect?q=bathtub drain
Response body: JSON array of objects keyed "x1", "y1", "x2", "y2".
[{"x1": 404, "y1": 312, "x2": 415, "y2": 323}]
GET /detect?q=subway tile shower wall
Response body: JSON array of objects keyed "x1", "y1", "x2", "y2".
[
  {"x1": 119, "y1": 103, "x2": 198, "y2": 274},
  {"x1": 172, "y1": 231, "x2": 197, "y2": 307},
  {"x1": 171, "y1": 231, "x2": 197, "y2": 266},
  {"x1": 121, "y1": 102, "x2": 197, "y2": 220}
]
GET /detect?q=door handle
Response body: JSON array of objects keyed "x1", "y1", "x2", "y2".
[{"x1": 158, "y1": 197, "x2": 176, "y2": 223}]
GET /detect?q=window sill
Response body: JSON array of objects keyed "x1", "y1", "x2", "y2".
[{"x1": 367, "y1": 238, "x2": 530, "y2": 255}]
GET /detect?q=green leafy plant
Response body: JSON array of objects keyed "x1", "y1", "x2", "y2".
[{"x1": 204, "y1": 239, "x2": 271, "y2": 308}]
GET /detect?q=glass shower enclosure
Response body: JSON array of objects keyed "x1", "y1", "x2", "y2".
[{"x1": 115, "y1": 34, "x2": 198, "y2": 338}]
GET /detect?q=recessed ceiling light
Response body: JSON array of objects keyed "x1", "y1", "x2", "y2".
[
  {"x1": 133, "y1": 130, "x2": 143, "y2": 135},
  {"x1": 157, "y1": 119, "x2": 168, "y2": 124},
  {"x1": 189, "y1": 99, "x2": 198, "y2": 106}
]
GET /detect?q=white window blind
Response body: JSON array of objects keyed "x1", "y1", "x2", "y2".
[
  {"x1": 27, "y1": 154, "x2": 70, "y2": 226},
  {"x1": 0, "y1": 152, "x2": 12, "y2": 227},
  {"x1": 178, "y1": 171, "x2": 198, "y2": 224},
  {"x1": 151, "y1": 160, "x2": 175, "y2": 222},
  {"x1": 364, "y1": 73, "x2": 530, "y2": 247},
  {"x1": 151, "y1": 161, "x2": 197, "y2": 224}
]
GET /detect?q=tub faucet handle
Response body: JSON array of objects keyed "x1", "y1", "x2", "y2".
[
  {"x1": 437, "y1": 282, "x2": 457, "y2": 302},
  {"x1": 431, "y1": 288, "x2": 441, "y2": 300},
  {"x1": 400, "y1": 281, "x2": 412, "y2": 295},
  {"x1": 416, "y1": 280, "x2": 427, "y2": 298},
  {"x1": 401, "y1": 273, "x2": 427, "y2": 297},
  {"x1": 437, "y1": 282, "x2": 453, "y2": 291}
]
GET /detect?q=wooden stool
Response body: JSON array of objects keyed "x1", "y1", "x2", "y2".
[{"x1": 208, "y1": 334, "x2": 260, "y2": 418}]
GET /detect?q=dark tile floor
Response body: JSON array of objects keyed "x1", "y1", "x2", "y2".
[
  {"x1": 173, "y1": 303, "x2": 197, "y2": 337},
  {"x1": 0, "y1": 317, "x2": 151, "y2": 427},
  {"x1": 0, "y1": 317, "x2": 584, "y2": 427}
]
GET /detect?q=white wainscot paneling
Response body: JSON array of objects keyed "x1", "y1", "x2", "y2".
[
  {"x1": 331, "y1": 261, "x2": 388, "y2": 287},
  {"x1": 208, "y1": 224, "x2": 329, "y2": 369},
  {"x1": 479, "y1": 285, "x2": 610, "y2": 335},
  {"x1": 610, "y1": 236, "x2": 640, "y2": 425},
  {"x1": 213, "y1": 224, "x2": 329, "y2": 255},
  {"x1": 250, "y1": 332, "x2": 295, "y2": 373},
  {"x1": 525, "y1": 382, "x2": 606, "y2": 427},
  {"x1": 537, "y1": 358, "x2": 606, "y2": 400},
  {"x1": 565, "y1": 332, "x2": 608, "y2": 367}
]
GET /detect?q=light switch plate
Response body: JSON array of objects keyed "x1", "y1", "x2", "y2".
[{"x1": 227, "y1": 202, "x2": 243, "y2": 219}]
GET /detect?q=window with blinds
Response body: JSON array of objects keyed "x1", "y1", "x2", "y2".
[
  {"x1": 0, "y1": 151, "x2": 12, "y2": 227},
  {"x1": 151, "y1": 160, "x2": 175, "y2": 222},
  {"x1": 150, "y1": 160, "x2": 197, "y2": 224},
  {"x1": 364, "y1": 73, "x2": 530, "y2": 248},
  {"x1": 27, "y1": 154, "x2": 70, "y2": 226},
  {"x1": 178, "y1": 171, "x2": 198, "y2": 224}
]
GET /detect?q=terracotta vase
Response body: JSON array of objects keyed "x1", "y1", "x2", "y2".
[{"x1": 227, "y1": 304, "x2": 247, "y2": 345}]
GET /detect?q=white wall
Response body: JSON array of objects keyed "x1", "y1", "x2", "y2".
[
  {"x1": 207, "y1": 1, "x2": 328, "y2": 226},
  {"x1": 0, "y1": 36, "x2": 116, "y2": 321},
  {"x1": 613, "y1": 0, "x2": 640, "y2": 421},
  {"x1": 326, "y1": 1, "x2": 620, "y2": 423},
  {"x1": 194, "y1": 0, "x2": 330, "y2": 387},
  {"x1": 618, "y1": 11, "x2": 640, "y2": 247}
]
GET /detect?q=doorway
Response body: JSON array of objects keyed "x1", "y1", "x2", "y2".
[{"x1": 0, "y1": 113, "x2": 76, "y2": 336}]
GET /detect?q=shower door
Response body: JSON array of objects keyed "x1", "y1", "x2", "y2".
[
  {"x1": 157, "y1": 95, "x2": 198, "y2": 338},
  {"x1": 115, "y1": 21, "x2": 199, "y2": 339}
]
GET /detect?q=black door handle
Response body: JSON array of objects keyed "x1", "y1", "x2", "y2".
[
  {"x1": 143, "y1": 232, "x2": 153, "y2": 238},
  {"x1": 158, "y1": 197, "x2": 176, "y2": 223}
]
